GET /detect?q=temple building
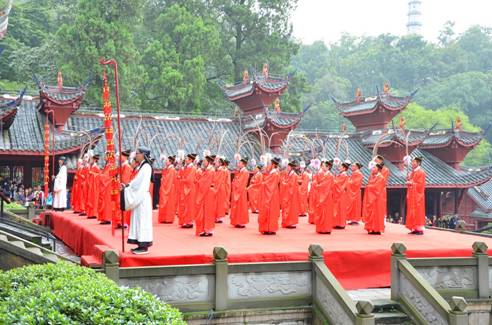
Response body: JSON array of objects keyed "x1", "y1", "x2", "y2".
[{"x1": 0, "y1": 70, "x2": 491, "y2": 228}]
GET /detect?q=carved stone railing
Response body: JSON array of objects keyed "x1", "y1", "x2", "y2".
[
  {"x1": 102, "y1": 244, "x2": 374, "y2": 324},
  {"x1": 310, "y1": 244, "x2": 375, "y2": 325},
  {"x1": 391, "y1": 243, "x2": 469, "y2": 325}
]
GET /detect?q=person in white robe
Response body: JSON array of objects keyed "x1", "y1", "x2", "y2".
[
  {"x1": 53, "y1": 156, "x2": 68, "y2": 211},
  {"x1": 122, "y1": 147, "x2": 154, "y2": 255}
]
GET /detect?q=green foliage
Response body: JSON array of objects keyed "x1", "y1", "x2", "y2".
[
  {"x1": 0, "y1": 262, "x2": 185, "y2": 324},
  {"x1": 5, "y1": 202, "x2": 26, "y2": 210},
  {"x1": 395, "y1": 103, "x2": 492, "y2": 166}
]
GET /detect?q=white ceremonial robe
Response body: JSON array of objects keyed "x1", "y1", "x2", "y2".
[
  {"x1": 125, "y1": 162, "x2": 153, "y2": 246},
  {"x1": 53, "y1": 165, "x2": 67, "y2": 209}
]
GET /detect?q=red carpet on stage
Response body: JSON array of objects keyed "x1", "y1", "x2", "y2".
[{"x1": 41, "y1": 211, "x2": 492, "y2": 290}]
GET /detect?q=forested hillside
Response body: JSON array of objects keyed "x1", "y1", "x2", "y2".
[{"x1": 0, "y1": 1, "x2": 490, "y2": 165}]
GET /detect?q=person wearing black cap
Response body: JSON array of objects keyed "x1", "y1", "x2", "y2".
[
  {"x1": 118, "y1": 149, "x2": 133, "y2": 228},
  {"x1": 230, "y1": 157, "x2": 249, "y2": 228},
  {"x1": 195, "y1": 155, "x2": 216, "y2": 236},
  {"x1": 315, "y1": 160, "x2": 334, "y2": 234},
  {"x1": 258, "y1": 157, "x2": 281, "y2": 235},
  {"x1": 53, "y1": 156, "x2": 68, "y2": 212},
  {"x1": 247, "y1": 164, "x2": 263, "y2": 214},
  {"x1": 281, "y1": 160, "x2": 300, "y2": 229},
  {"x1": 406, "y1": 157, "x2": 426, "y2": 235},
  {"x1": 179, "y1": 154, "x2": 197, "y2": 228},
  {"x1": 215, "y1": 157, "x2": 229, "y2": 223},
  {"x1": 158, "y1": 155, "x2": 177, "y2": 224},
  {"x1": 122, "y1": 146, "x2": 154, "y2": 254},
  {"x1": 374, "y1": 155, "x2": 390, "y2": 219},
  {"x1": 86, "y1": 154, "x2": 101, "y2": 219},
  {"x1": 347, "y1": 162, "x2": 363, "y2": 225},
  {"x1": 364, "y1": 164, "x2": 386, "y2": 235}
]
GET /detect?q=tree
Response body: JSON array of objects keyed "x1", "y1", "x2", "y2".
[
  {"x1": 55, "y1": 0, "x2": 145, "y2": 107},
  {"x1": 211, "y1": 0, "x2": 300, "y2": 82}
]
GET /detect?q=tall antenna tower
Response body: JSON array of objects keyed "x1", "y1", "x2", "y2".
[{"x1": 407, "y1": 0, "x2": 422, "y2": 35}]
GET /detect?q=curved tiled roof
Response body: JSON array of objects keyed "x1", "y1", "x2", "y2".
[
  {"x1": 39, "y1": 85, "x2": 86, "y2": 105},
  {"x1": 361, "y1": 129, "x2": 428, "y2": 147},
  {"x1": 286, "y1": 134, "x2": 492, "y2": 189},
  {"x1": 333, "y1": 92, "x2": 414, "y2": 116},
  {"x1": 222, "y1": 75, "x2": 289, "y2": 100},
  {"x1": 68, "y1": 113, "x2": 261, "y2": 170},
  {"x1": 468, "y1": 178, "x2": 492, "y2": 213},
  {"x1": 0, "y1": 91, "x2": 24, "y2": 130},
  {"x1": 422, "y1": 129, "x2": 484, "y2": 148},
  {"x1": 0, "y1": 98, "x2": 99, "y2": 154},
  {"x1": 244, "y1": 111, "x2": 303, "y2": 130},
  {"x1": 0, "y1": 0, "x2": 12, "y2": 39}
]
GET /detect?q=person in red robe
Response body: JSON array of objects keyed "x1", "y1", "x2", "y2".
[
  {"x1": 118, "y1": 150, "x2": 133, "y2": 227},
  {"x1": 375, "y1": 155, "x2": 389, "y2": 218},
  {"x1": 175, "y1": 162, "x2": 185, "y2": 221},
  {"x1": 195, "y1": 156, "x2": 216, "y2": 236},
  {"x1": 279, "y1": 167, "x2": 288, "y2": 213},
  {"x1": 364, "y1": 164, "x2": 386, "y2": 235},
  {"x1": 258, "y1": 157, "x2": 281, "y2": 235},
  {"x1": 158, "y1": 155, "x2": 177, "y2": 224},
  {"x1": 247, "y1": 165, "x2": 263, "y2": 213},
  {"x1": 71, "y1": 160, "x2": 82, "y2": 213},
  {"x1": 298, "y1": 163, "x2": 310, "y2": 216},
  {"x1": 230, "y1": 157, "x2": 249, "y2": 228},
  {"x1": 405, "y1": 157, "x2": 426, "y2": 235},
  {"x1": 214, "y1": 157, "x2": 228, "y2": 223},
  {"x1": 179, "y1": 154, "x2": 197, "y2": 228},
  {"x1": 86, "y1": 154, "x2": 101, "y2": 219},
  {"x1": 315, "y1": 160, "x2": 334, "y2": 234},
  {"x1": 347, "y1": 162, "x2": 363, "y2": 225},
  {"x1": 78, "y1": 159, "x2": 90, "y2": 216},
  {"x1": 333, "y1": 162, "x2": 350, "y2": 229},
  {"x1": 97, "y1": 160, "x2": 113, "y2": 225},
  {"x1": 308, "y1": 168, "x2": 319, "y2": 224},
  {"x1": 223, "y1": 159, "x2": 231, "y2": 215},
  {"x1": 281, "y1": 160, "x2": 301, "y2": 228}
]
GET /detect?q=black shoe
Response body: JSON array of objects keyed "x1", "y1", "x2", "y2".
[
  {"x1": 181, "y1": 224, "x2": 193, "y2": 229},
  {"x1": 334, "y1": 226, "x2": 345, "y2": 229},
  {"x1": 372, "y1": 231, "x2": 382, "y2": 235},
  {"x1": 235, "y1": 225, "x2": 246, "y2": 228},
  {"x1": 204, "y1": 233, "x2": 213, "y2": 237},
  {"x1": 414, "y1": 230, "x2": 424, "y2": 235},
  {"x1": 87, "y1": 216, "x2": 96, "y2": 219},
  {"x1": 215, "y1": 220, "x2": 223, "y2": 224},
  {"x1": 132, "y1": 248, "x2": 149, "y2": 255},
  {"x1": 116, "y1": 224, "x2": 128, "y2": 229},
  {"x1": 285, "y1": 225, "x2": 297, "y2": 229},
  {"x1": 348, "y1": 221, "x2": 359, "y2": 225},
  {"x1": 199, "y1": 232, "x2": 206, "y2": 237},
  {"x1": 317, "y1": 231, "x2": 331, "y2": 235},
  {"x1": 99, "y1": 221, "x2": 111, "y2": 225},
  {"x1": 79, "y1": 213, "x2": 87, "y2": 216},
  {"x1": 408, "y1": 230, "x2": 417, "y2": 234}
]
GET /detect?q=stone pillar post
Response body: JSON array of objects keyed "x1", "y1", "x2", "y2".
[
  {"x1": 449, "y1": 296, "x2": 468, "y2": 325},
  {"x1": 390, "y1": 243, "x2": 407, "y2": 301},
  {"x1": 355, "y1": 301, "x2": 375, "y2": 325},
  {"x1": 213, "y1": 246, "x2": 228, "y2": 311},
  {"x1": 309, "y1": 244, "x2": 324, "y2": 300},
  {"x1": 472, "y1": 241, "x2": 489, "y2": 299},
  {"x1": 103, "y1": 249, "x2": 119, "y2": 283}
]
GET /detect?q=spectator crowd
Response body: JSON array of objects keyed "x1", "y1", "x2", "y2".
[{"x1": 0, "y1": 176, "x2": 44, "y2": 208}]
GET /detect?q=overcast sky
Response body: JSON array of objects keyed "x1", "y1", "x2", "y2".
[{"x1": 292, "y1": 0, "x2": 492, "y2": 44}]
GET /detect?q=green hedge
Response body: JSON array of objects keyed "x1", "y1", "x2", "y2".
[
  {"x1": 0, "y1": 262, "x2": 186, "y2": 324},
  {"x1": 5, "y1": 202, "x2": 26, "y2": 211}
]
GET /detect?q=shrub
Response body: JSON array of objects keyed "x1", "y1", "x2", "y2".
[
  {"x1": 0, "y1": 262, "x2": 186, "y2": 324},
  {"x1": 5, "y1": 202, "x2": 26, "y2": 211}
]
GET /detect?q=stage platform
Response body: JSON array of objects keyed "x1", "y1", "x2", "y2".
[{"x1": 41, "y1": 210, "x2": 492, "y2": 290}]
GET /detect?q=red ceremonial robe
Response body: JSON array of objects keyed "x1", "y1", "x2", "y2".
[
  {"x1": 247, "y1": 171, "x2": 262, "y2": 212},
  {"x1": 333, "y1": 171, "x2": 349, "y2": 227},
  {"x1": 71, "y1": 167, "x2": 81, "y2": 211},
  {"x1": 258, "y1": 167, "x2": 280, "y2": 233},
  {"x1": 347, "y1": 169, "x2": 363, "y2": 222},
  {"x1": 215, "y1": 167, "x2": 228, "y2": 221},
  {"x1": 224, "y1": 169, "x2": 231, "y2": 214},
  {"x1": 158, "y1": 165, "x2": 177, "y2": 223},
  {"x1": 279, "y1": 169, "x2": 288, "y2": 211},
  {"x1": 281, "y1": 170, "x2": 300, "y2": 228},
  {"x1": 405, "y1": 167, "x2": 426, "y2": 231},
  {"x1": 315, "y1": 170, "x2": 334, "y2": 233},
  {"x1": 79, "y1": 166, "x2": 89, "y2": 213},
  {"x1": 176, "y1": 168, "x2": 185, "y2": 219},
  {"x1": 364, "y1": 172, "x2": 386, "y2": 233},
  {"x1": 298, "y1": 171, "x2": 309, "y2": 216},
  {"x1": 120, "y1": 161, "x2": 133, "y2": 225},
  {"x1": 308, "y1": 172, "x2": 319, "y2": 224},
  {"x1": 86, "y1": 164, "x2": 101, "y2": 218},
  {"x1": 195, "y1": 166, "x2": 216, "y2": 235},
  {"x1": 381, "y1": 166, "x2": 389, "y2": 218},
  {"x1": 97, "y1": 165, "x2": 113, "y2": 222},
  {"x1": 180, "y1": 164, "x2": 197, "y2": 226},
  {"x1": 230, "y1": 167, "x2": 249, "y2": 226}
]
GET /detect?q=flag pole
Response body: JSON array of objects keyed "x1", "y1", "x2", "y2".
[{"x1": 99, "y1": 58, "x2": 125, "y2": 253}]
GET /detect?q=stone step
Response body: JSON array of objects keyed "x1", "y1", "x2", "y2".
[
  {"x1": 26, "y1": 246, "x2": 43, "y2": 256},
  {"x1": 9, "y1": 240, "x2": 26, "y2": 249},
  {"x1": 42, "y1": 252, "x2": 59, "y2": 262},
  {"x1": 374, "y1": 311, "x2": 414, "y2": 325},
  {"x1": 371, "y1": 299, "x2": 401, "y2": 313},
  {"x1": 0, "y1": 234, "x2": 7, "y2": 241}
]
